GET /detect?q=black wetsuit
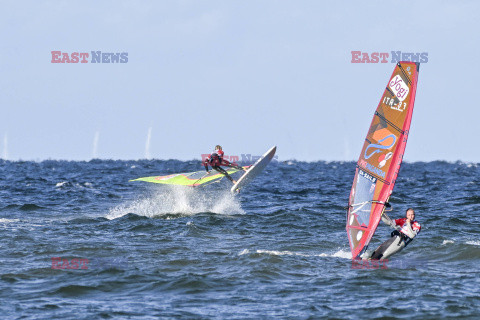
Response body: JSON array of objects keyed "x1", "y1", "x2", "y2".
[{"x1": 204, "y1": 151, "x2": 236, "y2": 182}]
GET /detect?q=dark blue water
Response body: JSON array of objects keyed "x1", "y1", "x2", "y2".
[{"x1": 1, "y1": 160, "x2": 479, "y2": 319}]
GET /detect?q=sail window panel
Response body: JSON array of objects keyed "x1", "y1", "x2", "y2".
[{"x1": 352, "y1": 172, "x2": 376, "y2": 227}]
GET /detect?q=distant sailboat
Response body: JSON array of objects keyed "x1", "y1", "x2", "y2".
[
  {"x1": 145, "y1": 127, "x2": 152, "y2": 160},
  {"x1": 92, "y1": 131, "x2": 100, "y2": 159},
  {"x1": 2, "y1": 134, "x2": 8, "y2": 160}
]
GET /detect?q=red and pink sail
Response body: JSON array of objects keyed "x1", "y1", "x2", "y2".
[{"x1": 346, "y1": 62, "x2": 420, "y2": 259}]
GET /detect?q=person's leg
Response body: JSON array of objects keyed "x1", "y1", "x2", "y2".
[
  {"x1": 221, "y1": 159, "x2": 244, "y2": 171},
  {"x1": 213, "y1": 166, "x2": 235, "y2": 183},
  {"x1": 370, "y1": 235, "x2": 405, "y2": 260}
]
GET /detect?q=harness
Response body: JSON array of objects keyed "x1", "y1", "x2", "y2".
[
  {"x1": 208, "y1": 152, "x2": 221, "y2": 166},
  {"x1": 391, "y1": 230, "x2": 413, "y2": 247}
]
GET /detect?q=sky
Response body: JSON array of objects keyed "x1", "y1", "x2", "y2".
[{"x1": 0, "y1": 0, "x2": 479, "y2": 162}]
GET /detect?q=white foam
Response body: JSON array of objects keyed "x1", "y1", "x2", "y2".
[
  {"x1": 238, "y1": 249, "x2": 250, "y2": 255},
  {"x1": 442, "y1": 240, "x2": 454, "y2": 245},
  {"x1": 466, "y1": 241, "x2": 480, "y2": 246},
  {"x1": 106, "y1": 186, "x2": 244, "y2": 220},
  {"x1": 0, "y1": 218, "x2": 19, "y2": 223},
  {"x1": 331, "y1": 249, "x2": 353, "y2": 259},
  {"x1": 257, "y1": 249, "x2": 311, "y2": 257},
  {"x1": 253, "y1": 248, "x2": 352, "y2": 259},
  {"x1": 55, "y1": 181, "x2": 68, "y2": 187}
]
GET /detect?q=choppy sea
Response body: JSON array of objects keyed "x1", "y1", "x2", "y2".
[{"x1": 0, "y1": 159, "x2": 479, "y2": 319}]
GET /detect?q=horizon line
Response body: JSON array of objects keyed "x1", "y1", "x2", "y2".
[{"x1": 0, "y1": 157, "x2": 478, "y2": 165}]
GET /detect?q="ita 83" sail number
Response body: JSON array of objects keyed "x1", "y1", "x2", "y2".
[{"x1": 383, "y1": 96, "x2": 407, "y2": 112}]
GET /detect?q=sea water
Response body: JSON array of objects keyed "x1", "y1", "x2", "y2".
[{"x1": 0, "y1": 159, "x2": 479, "y2": 319}]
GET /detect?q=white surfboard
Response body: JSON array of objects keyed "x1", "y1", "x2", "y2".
[{"x1": 231, "y1": 146, "x2": 277, "y2": 194}]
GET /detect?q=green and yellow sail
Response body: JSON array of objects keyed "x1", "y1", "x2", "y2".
[{"x1": 131, "y1": 167, "x2": 247, "y2": 187}]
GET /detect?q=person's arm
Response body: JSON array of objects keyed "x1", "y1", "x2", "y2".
[
  {"x1": 204, "y1": 157, "x2": 210, "y2": 172},
  {"x1": 382, "y1": 213, "x2": 398, "y2": 229},
  {"x1": 412, "y1": 222, "x2": 421, "y2": 234},
  {"x1": 402, "y1": 220, "x2": 418, "y2": 239}
]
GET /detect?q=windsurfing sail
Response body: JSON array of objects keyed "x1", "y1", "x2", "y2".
[
  {"x1": 131, "y1": 167, "x2": 246, "y2": 187},
  {"x1": 346, "y1": 62, "x2": 420, "y2": 259}
]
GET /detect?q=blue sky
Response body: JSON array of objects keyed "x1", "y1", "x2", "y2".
[{"x1": 1, "y1": 0, "x2": 478, "y2": 162}]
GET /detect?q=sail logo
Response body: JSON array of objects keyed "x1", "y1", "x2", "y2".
[
  {"x1": 361, "y1": 129, "x2": 397, "y2": 178},
  {"x1": 389, "y1": 75, "x2": 409, "y2": 101},
  {"x1": 378, "y1": 152, "x2": 393, "y2": 168},
  {"x1": 365, "y1": 162, "x2": 386, "y2": 179},
  {"x1": 364, "y1": 134, "x2": 396, "y2": 160}
]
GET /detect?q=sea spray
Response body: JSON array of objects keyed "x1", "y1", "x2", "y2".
[{"x1": 106, "y1": 185, "x2": 244, "y2": 219}]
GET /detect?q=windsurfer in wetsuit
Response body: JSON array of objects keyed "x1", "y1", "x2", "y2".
[
  {"x1": 204, "y1": 145, "x2": 245, "y2": 184},
  {"x1": 370, "y1": 208, "x2": 421, "y2": 260}
]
